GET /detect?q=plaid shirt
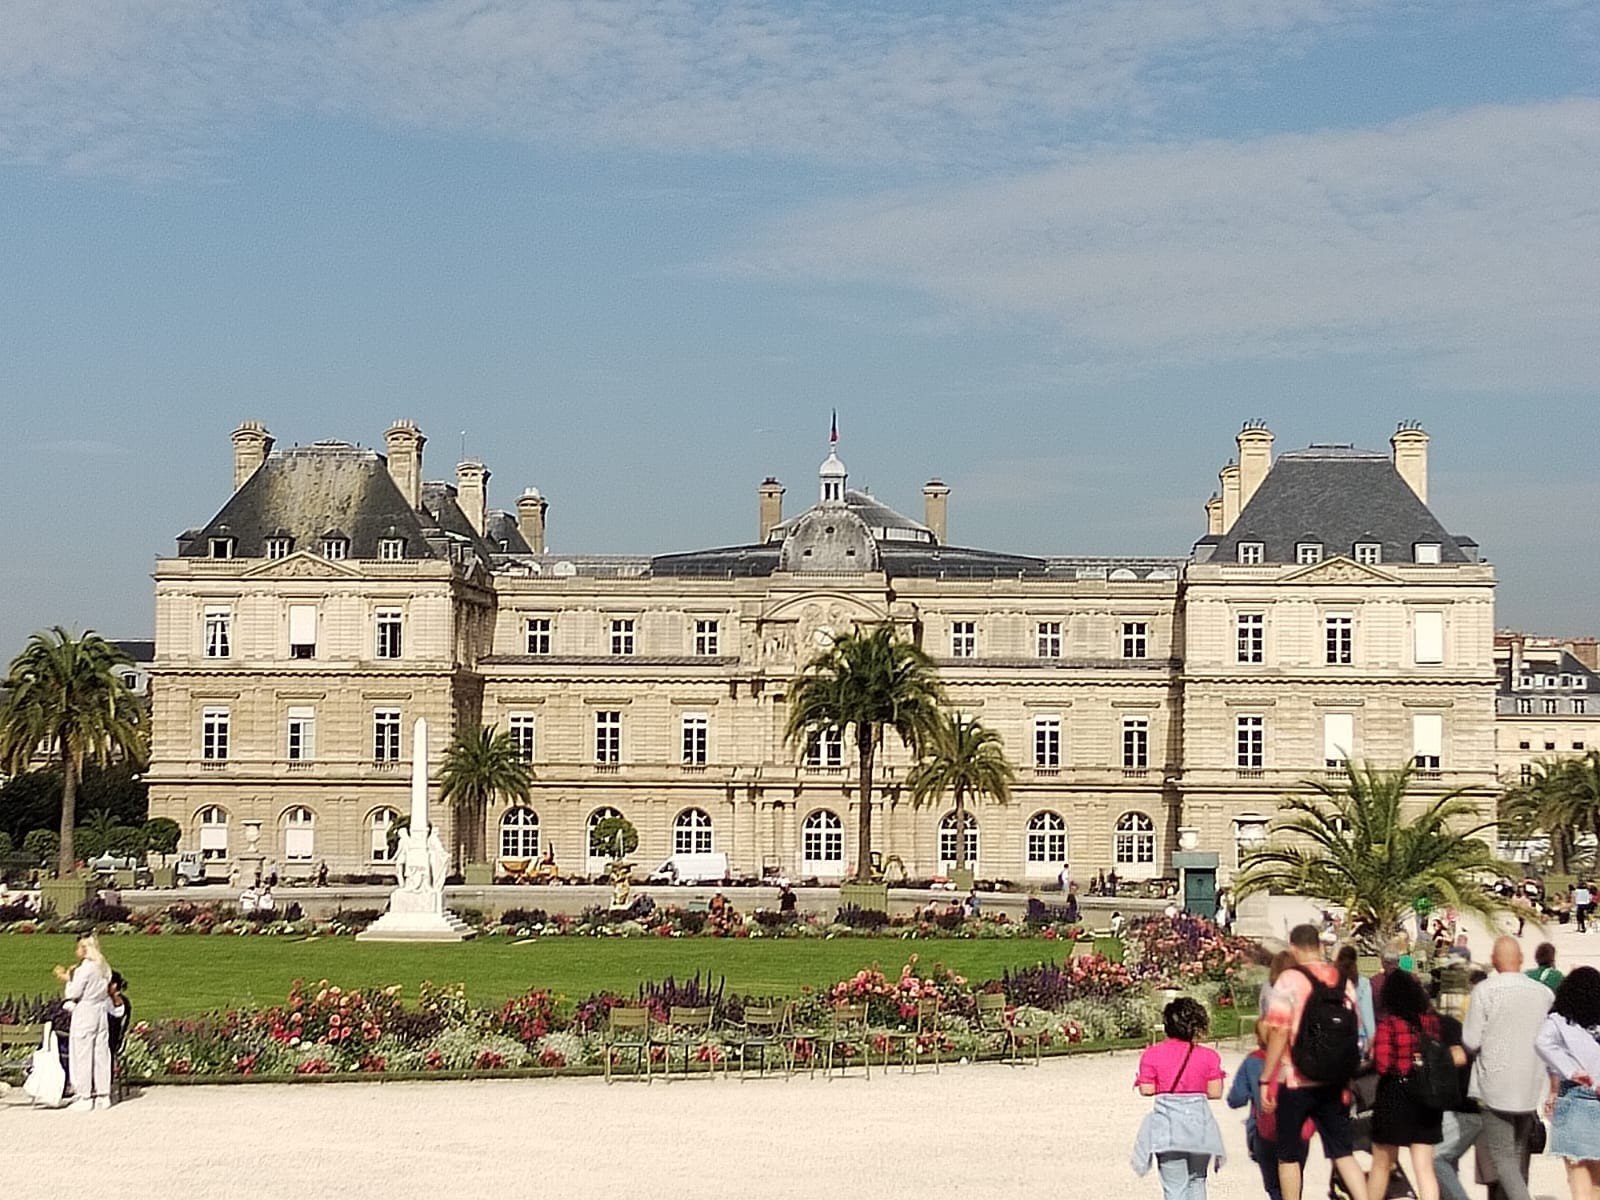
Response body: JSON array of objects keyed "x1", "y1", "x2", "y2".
[{"x1": 1374, "y1": 1012, "x2": 1441, "y2": 1078}]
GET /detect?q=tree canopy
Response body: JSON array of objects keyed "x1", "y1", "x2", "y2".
[
  {"x1": 437, "y1": 724, "x2": 532, "y2": 867},
  {"x1": 906, "y1": 712, "x2": 1015, "y2": 874}
]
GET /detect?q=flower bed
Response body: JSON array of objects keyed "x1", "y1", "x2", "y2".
[
  {"x1": 0, "y1": 898, "x2": 1093, "y2": 942},
  {"x1": 78, "y1": 915, "x2": 1259, "y2": 1083}
]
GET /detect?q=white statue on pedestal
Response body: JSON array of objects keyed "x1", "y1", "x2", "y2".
[{"x1": 357, "y1": 717, "x2": 471, "y2": 941}]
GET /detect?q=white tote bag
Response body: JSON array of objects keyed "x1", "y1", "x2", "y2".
[{"x1": 22, "y1": 1026, "x2": 66, "y2": 1107}]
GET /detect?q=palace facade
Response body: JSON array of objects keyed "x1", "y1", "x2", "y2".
[{"x1": 146, "y1": 419, "x2": 1499, "y2": 884}]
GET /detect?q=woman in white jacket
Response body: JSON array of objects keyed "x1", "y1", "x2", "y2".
[
  {"x1": 52, "y1": 933, "x2": 113, "y2": 1111},
  {"x1": 1535, "y1": 965, "x2": 1600, "y2": 1200}
]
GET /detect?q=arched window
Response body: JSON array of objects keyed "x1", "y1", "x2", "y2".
[
  {"x1": 801, "y1": 810, "x2": 844, "y2": 865},
  {"x1": 283, "y1": 806, "x2": 315, "y2": 862},
  {"x1": 370, "y1": 808, "x2": 400, "y2": 863},
  {"x1": 1026, "y1": 811, "x2": 1067, "y2": 865},
  {"x1": 674, "y1": 808, "x2": 714, "y2": 855},
  {"x1": 198, "y1": 805, "x2": 228, "y2": 861},
  {"x1": 1114, "y1": 812, "x2": 1155, "y2": 866},
  {"x1": 500, "y1": 806, "x2": 540, "y2": 860},
  {"x1": 938, "y1": 810, "x2": 978, "y2": 867},
  {"x1": 587, "y1": 807, "x2": 624, "y2": 859}
]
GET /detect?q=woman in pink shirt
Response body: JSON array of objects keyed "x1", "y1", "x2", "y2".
[{"x1": 1133, "y1": 997, "x2": 1228, "y2": 1198}]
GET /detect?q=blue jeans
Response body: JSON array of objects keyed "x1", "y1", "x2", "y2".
[
  {"x1": 1249, "y1": 1130, "x2": 1285, "y2": 1200},
  {"x1": 1155, "y1": 1151, "x2": 1210, "y2": 1200},
  {"x1": 1434, "y1": 1111, "x2": 1482, "y2": 1200}
]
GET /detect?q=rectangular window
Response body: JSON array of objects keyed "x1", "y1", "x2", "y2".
[
  {"x1": 1033, "y1": 717, "x2": 1061, "y2": 769},
  {"x1": 1323, "y1": 712, "x2": 1354, "y2": 769},
  {"x1": 378, "y1": 538, "x2": 404, "y2": 561},
  {"x1": 322, "y1": 538, "x2": 348, "y2": 560},
  {"x1": 1412, "y1": 713, "x2": 1443, "y2": 772},
  {"x1": 1122, "y1": 718, "x2": 1149, "y2": 770},
  {"x1": 1545, "y1": 699, "x2": 1560, "y2": 715},
  {"x1": 288, "y1": 604, "x2": 317, "y2": 659},
  {"x1": 373, "y1": 709, "x2": 402, "y2": 763},
  {"x1": 204, "y1": 608, "x2": 231, "y2": 658},
  {"x1": 508, "y1": 714, "x2": 536, "y2": 763},
  {"x1": 1236, "y1": 715, "x2": 1264, "y2": 770},
  {"x1": 375, "y1": 609, "x2": 403, "y2": 659},
  {"x1": 1238, "y1": 542, "x2": 1264, "y2": 565},
  {"x1": 805, "y1": 728, "x2": 844, "y2": 769},
  {"x1": 1036, "y1": 622, "x2": 1062, "y2": 659},
  {"x1": 681, "y1": 713, "x2": 708, "y2": 765},
  {"x1": 1520, "y1": 764, "x2": 1534, "y2": 786},
  {"x1": 610, "y1": 619, "x2": 635, "y2": 656},
  {"x1": 201, "y1": 707, "x2": 229, "y2": 761},
  {"x1": 1517, "y1": 697, "x2": 1532, "y2": 714},
  {"x1": 525, "y1": 618, "x2": 551, "y2": 656},
  {"x1": 1325, "y1": 614, "x2": 1353, "y2": 665},
  {"x1": 1237, "y1": 613, "x2": 1264, "y2": 664},
  {"x1": 209, "y1": 537, "x2": 234, "y2": 559},
  {"x1": 594, "y1": 711, "x2": 622, "y2": 764},
  {"x1": 1354, "y1": 543, "x2": 1381, "y2": 565},
  {"x1": 1296, "y1": 543, "x2": 1323, "y2": 565},
  {"x1": 1121, "y1": 622, "x2": 1147, "y2": 660},
  {"x1": 286, "y1": 706, "x2": 315, "y2": 761},
  {"x1": 1413, "y1": 611, "x2": 1444, "y2": 665},
  {"x1": 1414, "y1": 543, "x2": 1442, "y2": 564},
  {"x1": 693, "y1": 620, "x2": 719, "y2": 657},
  {"x1": 265, "y1": 537, "x2": 292, "y2": 560},
  {"x1": 950, "y1": 621, "x2": 977, "y2": 658},
  {"x1": 1577, "y1": 701, "x2": 1588, "y2": 716}
]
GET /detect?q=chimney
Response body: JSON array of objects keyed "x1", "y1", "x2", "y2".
[
  {"x1": 1220, "y1": 461, "x2": 1241, "y2": 531},
  {"x1": 1391, "y1": 421, "x2": 1429, "y2": 503},
  {"x1": 1570, "y1": 638, "x2": 1598, "y2": 673},
  {"x1": 455, "y1": 459, "x2": 490, "y2": 536},
  {"x1": 516, "y1": 488, "x2": 548, "y2": 554},
  {"x1": 1510, "y1": 633, "x2": 1526, "y2": 679},
  {"x1": 384, "y1": 420, "x2": 426, "y2": 510},
  {"x1": 1204, "y1": 493, "x2": 1223, "y2": 536},
  {"x1": 758, "y1": 477, "x2": 785, "y2": 542},
  {"x1": 1236, "y1": 420, "x2": 1274, "y2": 511},
  {"x1": 922, "y1": 478, "x2": 950, "y2": 544},
  {"x1": 230, "y1": 421, "x2": 273, "y2": 491}
]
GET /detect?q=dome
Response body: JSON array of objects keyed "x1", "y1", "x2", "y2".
[{"x1": 777, "y1": 507, "x2": 880, "y2": 573}]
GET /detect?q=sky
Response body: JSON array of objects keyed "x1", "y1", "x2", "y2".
[{"x1": 1, "y1": 0, "x2": 1596, "y2": 652}]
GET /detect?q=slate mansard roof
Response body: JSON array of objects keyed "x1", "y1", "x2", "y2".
[
  {"x1": 1192, "y1": 445, "x2": 1477, "y2": 565},
  {"x1": 178, "y1": 442, "x2": 495, "y2": 565}
]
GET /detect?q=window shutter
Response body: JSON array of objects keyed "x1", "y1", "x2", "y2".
[
  {"x1": 1413, "y1": 713, "x2": 1444, "y2": 758},
  {"x1": 289, "y1": 604, "x2": 317, "y2": 646},
  {"x1": 1413, "y1": 611, "x2": 1444, "y2": 664},
  {"x1": 1323, "y1": 713, "x2": 1354, "y2": 763}
]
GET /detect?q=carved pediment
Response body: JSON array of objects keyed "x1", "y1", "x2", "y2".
[
  {"x1": 243, "y1": 551, "x2": 363, "y2": 580},
  {"x1": 1282, "y1": 556, "x2": 1398, "y2": 584}
]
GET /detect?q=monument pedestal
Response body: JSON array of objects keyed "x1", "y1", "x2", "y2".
[{"x1": 356, "y1": 910, "x2": 474, "y2": 942}]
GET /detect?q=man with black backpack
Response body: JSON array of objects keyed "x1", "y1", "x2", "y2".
[{"x1": 1261, "y1": 923, "x2": 1371, "y2": 1200}]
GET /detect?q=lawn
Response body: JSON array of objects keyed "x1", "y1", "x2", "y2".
[{"x1": 0, "y1": 936, "x2": 1093, "y2": 1020}]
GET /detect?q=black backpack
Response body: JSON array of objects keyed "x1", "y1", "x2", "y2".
[
  {"x1": 1402, "y1": 1022, "x2": 1462, "y2": 1110},
  {"x1": 1289, "y1": 965, "x2": 1362, "y2": 1085}
]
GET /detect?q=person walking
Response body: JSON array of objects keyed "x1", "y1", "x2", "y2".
[
  {"x1": 1260, "y1": 924, "x2": 1370, "y2": 1200},
  {"x1": 1573, "y1": 882, "x2": 1592, "y2": 934},
  {"x1": 1132, "y1": 997, "x2": 1227, "y2": 1199},
  {"x1": 1529, "y1": 943, "x2": 1565, "y2": 994},
  {"x1": 1369, "y1": 969, "x2": 1462, "y2": 1200},
  {"x1": 1228, "y1": 1018, "x2": 1284, "y2": 1200},
  {"x1": 1535, "y1": 966, "x2": 1600, "y2": 1200},
  {"x1": 1336, "y1": 946, "x2": 1377, "y2": 1055},
  {"x1": 51, "y1": 933, "x2": 113, "y2": 1111},
  {"x1": 1432, "y1": 1010, "x2": 1482, "y2": 1200},
  {"x1": 1463, "y1": 936, "x2": 1554, "y2": 1200}
]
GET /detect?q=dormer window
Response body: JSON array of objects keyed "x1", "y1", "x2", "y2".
[
  {"x1": 265, "y1": 537, "x2": 293, "y2": 560},
  {"x1": 1413, "y1": 543, "x2": 1441, "y2": 564},
  {"x1": 321, "y1": 535, "x2": 349, "y2": 560},
  {"x1": 208, "y1": 537, "x2": 235, "y2": 559},
  {"x1": 1296, "y1": 543, "x2": 1323, "y2": 565},
  {"x1": 379, "y1": 538, "x2": 405, "y2": 561},
  {"x1": 1354, "y1": 543, "x2": 1381, "y2": 565},
  {"x1": 1237, "y1": 542, "x2": 1264, "y2": 565}
]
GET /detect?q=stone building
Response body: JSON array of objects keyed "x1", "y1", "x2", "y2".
[
  {"x1": 146, "y1": 418, "x2": 1499, "y2": 884},
  {"x1": 1494, "y1": 632, "x2": 1600, "y2": 787}
]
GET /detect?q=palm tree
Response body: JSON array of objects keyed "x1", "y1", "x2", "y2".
[
  {"x1": 906, "y1": 712, "x2": 1015, "y2": 875},
  {"x1": 1502, "y1": 751, "x2": 1600, "y2": 875},
  {"x1": 0, "y1": 628, "x2": 146, "y2": 877},
  {"x1": 785, "y1": 624, "x2": 945, "y2": 883},
  {"x1": 437, "y1": 724, "x2": 532, "y2": 867},
  {"x1": 1233, "y1": 763, "x2": 1514, "y2": 949}
]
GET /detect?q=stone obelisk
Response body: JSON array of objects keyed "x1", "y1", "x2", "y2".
[{"x1": 357, "y1": 717, "x2": 473, "y2": 942}]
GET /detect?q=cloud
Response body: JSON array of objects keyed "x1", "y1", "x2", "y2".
[
  {"x1": 727, "y1": 99, "x2": 1600, "y2": 390},
  {"x1": 0, "y1": 0, "x2": 1390, "y2": 180}
]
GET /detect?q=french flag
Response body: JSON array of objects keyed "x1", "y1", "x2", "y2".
[{"x1": 830, "y1": 410, "x2": 838, "y2": 445}]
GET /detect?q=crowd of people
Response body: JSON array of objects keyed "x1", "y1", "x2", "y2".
[{"x1": 1134, "y1": 924, "x2": 1600, "y2": 1200}]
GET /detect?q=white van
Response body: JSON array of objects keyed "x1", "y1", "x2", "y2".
[{"x1": 647, "y1": 853, "x2": 730, "y2": 886}]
